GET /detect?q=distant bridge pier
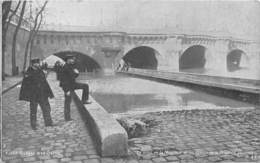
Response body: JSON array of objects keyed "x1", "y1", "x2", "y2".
[{"x1": 209, "y1": 43, "x2": 229, "y2": 76}]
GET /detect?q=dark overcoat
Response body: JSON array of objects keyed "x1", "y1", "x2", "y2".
[
  {"x1": 19, "y1": 66, "x2": 54, "y2": 102},
  {"x1": 59, "y1": 63, "x2": 79, "y2": 92}
]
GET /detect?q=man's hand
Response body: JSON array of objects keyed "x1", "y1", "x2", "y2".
[
  {"x1": 73, "y1": 69, "x2": 79, "y2": 74},
  {"x1": 65, "y1": 91, "x2": 71, "y2": 96},
  {"x1": 43, "y1": 70, "x2": 47, "y2": 74}
]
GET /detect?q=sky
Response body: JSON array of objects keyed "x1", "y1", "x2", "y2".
[{"x1": 36, "y1": 0, "x2": 260, "y2": 40}]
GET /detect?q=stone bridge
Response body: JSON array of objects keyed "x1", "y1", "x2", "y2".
[
  {"x1": 31, "y1": 30, "x2": 260, "y2": 78},
  {"x1": 4, "y1": 24, "x2": 260, "y2": 79}
]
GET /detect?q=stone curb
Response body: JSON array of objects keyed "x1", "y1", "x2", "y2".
[
  {"x1": 118, "y1": 69, "x2": 260, "y2": 94},
  {"x1": 72, "y1": 90, "x2": 128, "y2": 157}
]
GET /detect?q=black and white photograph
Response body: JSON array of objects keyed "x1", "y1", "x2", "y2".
[{"x1": 1, "y1": 0, "x2": 260, "y2": 162}]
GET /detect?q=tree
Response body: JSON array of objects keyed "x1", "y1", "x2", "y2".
[
  {"x1": 23, "y1": 1, "x2": 48, "y2": 71},
  {"x1": 2, "y1": 1, "x2": 21, "y2": 80},
  {"x1": 2, "y1": 1, "x2": 12, "y2": 44},
  {"x1": 29, "y1": 12, "x2": 43, "y2": 62},
  {"x1": 2, "y1": 1, "x2": 12, "y2": 80},
  {"x1": 2, "y1": 1, "x2": 11, "y2": 21},
  {"x1": 11, "y1": 1, "x2": 26, "y2": 75}
]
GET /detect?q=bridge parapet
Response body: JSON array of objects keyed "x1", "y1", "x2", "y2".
[
  {"x1": 35, "y1": 30, "x2": 258, "y2": 49},
  {"x1": 35, "y1": 31, "x2": 171, "y2": 46}
]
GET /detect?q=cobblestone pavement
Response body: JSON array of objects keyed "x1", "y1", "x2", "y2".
[
  {"x1": 2, "y1": 76, "x2": 22, "y2": 93},
  {"x1": 128, "y1": 109, "x2": 260, "y2": 162},
  {"x1": 2, "y1": 73, "x2": 137, "y2": 163}
]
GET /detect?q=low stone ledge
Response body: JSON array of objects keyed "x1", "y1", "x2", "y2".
[
  {"x1": 117, "y1": 70, "x2": 260, "y2": 94},
  {"x1": 73, "y1": 90, "x2": 128, "y2": 157}
]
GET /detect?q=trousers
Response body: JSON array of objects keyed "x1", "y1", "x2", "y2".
[
  {"x1": 64, "y1": 82, "x2": 89, "y2": 121},
  {"x1": 30, "y1": 98, "x2": 53, "y2": 128}
]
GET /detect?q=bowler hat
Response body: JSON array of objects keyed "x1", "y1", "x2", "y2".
[{"x1": 31, "y1": 58, "x2": 40, "y2": 64}]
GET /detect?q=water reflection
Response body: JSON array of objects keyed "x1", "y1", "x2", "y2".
[
  {"x1": 92, "y1": 93, "x2": 168, "y2": 113},
  {"x1": 77, "y1": 73, "x2": 255, "y2": 114}
]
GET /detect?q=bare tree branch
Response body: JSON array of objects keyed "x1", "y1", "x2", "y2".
[
  {"x1": 5, "y1": 1, "x2": 21, "y2": 30},
  {"x1": 2, "y1": 1, "x2": 21, "y2": 53},
  {"x1": 23, "y1": 1, "x2": 48, "y2": 71},
  {"x1": 29, "y1": 13, "x2": 43, "y2": 61},
  {"x1": 31, "y1": 10, "x2": 43, "y2": 40},
  {"x1": 36, "y1": 13, "x2": 43, "y2": 32}
]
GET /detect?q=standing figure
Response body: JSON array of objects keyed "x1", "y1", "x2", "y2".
[
  {"x1": 59, "y1": 55, "x2": 91, "y2": 121},
  {"x1": 54, "y1": 61, "x2": 63, "y2": 81},
  {"x1": 125, "y1": 62, "x2": 131, "y2": 71},
  {"x1": 41, "y1": 61, "x2": 48, "y2": 70},
  {"x1": 117, "y1": 59, "x2": 125, "y2": 71},
  {"x1": 19, "y1": 58, "x2": 54, "y2": 130},
  {"x1": 41, "y1": 61, "x2": 48, "y2": 75}
]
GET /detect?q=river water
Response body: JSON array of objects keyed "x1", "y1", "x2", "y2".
[{"x1": 77, "y1": 73, "x2": 256, "y2": 114}]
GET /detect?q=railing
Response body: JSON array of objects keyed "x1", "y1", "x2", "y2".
[{"x1": 118, "y1": 68, "x2": 260, "y2": 94}]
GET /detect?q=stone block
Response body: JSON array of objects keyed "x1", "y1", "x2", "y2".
[{"x1": 73, "y1": 90, "x2": 128, "y2": 157}]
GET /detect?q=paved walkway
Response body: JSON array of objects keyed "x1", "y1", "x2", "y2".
[{"x1": 2, "y1": 73, "x2": 137, "y2": 163}]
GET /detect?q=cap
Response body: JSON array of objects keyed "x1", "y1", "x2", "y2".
[
  {"x1": 31, "y1": 58, "x2": 40, "y2": 64},
  {"x1": 64, "y1": 54, "x2": 75, "y2": 61}
]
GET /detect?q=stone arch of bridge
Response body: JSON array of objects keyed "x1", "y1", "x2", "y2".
[
  {"x1": 121, "y1": 46, "x2": 160, "y2": 70},
  {"x1": 53, "y1": 51, "x2": 102, "y2": 72},
  {"x1": 179, "y1": 45, "x2": 210, "y2": 73},
  {"x1": 226, "y1": 49, "x2": 249, "y2": 72}
]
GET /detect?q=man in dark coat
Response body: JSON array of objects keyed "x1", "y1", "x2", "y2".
[
  {"x1": 59, "y1": 55, "x2": 91, "y2": 121},
  {"x1": 19, "y1": 58, "x2": 54, "y2": 130},
  {"x1": 54, "y1": 61, "x2": 63, "y2": 80}
]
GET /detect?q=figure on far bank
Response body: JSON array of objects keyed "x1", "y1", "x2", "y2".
[
  {"x1": 59, "y1": 55, "x2": 91, "y2": 121},
  {"x1": 117, "y1": 59, "x2": 125, "y2": 71},
  {"x1": 41, "y1": 61, "x2": 48, "y2": 70},
  {"x1": 19, "y1": 58, "x2": 55, "y2": 130},
  {"x1": 117, "y1": 59, "x2": 130, "y2": 71}
]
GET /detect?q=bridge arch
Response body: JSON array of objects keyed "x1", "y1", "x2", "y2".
[
  {"x1": 54, "y1": 51, "x2": 102, "y2": 72},
  {"x1": 122, "y1": 46, "x2": 159, "y2": 70},
  {"x1": 179, "y1": 45, "x2": 208, "y2": 73},
  {"x1": 226, "y1": 49, "x2": 249, "y2": 72}
]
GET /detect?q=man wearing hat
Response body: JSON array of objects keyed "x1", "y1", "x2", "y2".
[
  {"x1": 59, "y1": 54, "x2": 91, "y2": 121},
  {"x1": 19, "y1": 58, "x2": 54, "y2": 130}
]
